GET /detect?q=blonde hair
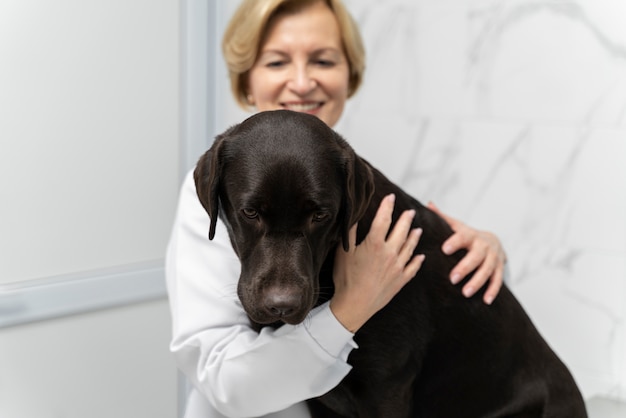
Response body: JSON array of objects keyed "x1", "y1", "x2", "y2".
[{"x1": 222, "y1": 0, "x2": 366, "y2": 109}]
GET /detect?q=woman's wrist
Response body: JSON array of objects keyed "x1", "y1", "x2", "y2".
[{"x1": 329, "y1": 296, "x2": 366, "y2": 333}]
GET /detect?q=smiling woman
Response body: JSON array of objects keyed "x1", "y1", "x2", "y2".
[
  {"x1": 168, "y1": 1, "x2": 509, "y2": 418},
  {"x1": 179, "y1": 0, "x2": 626, "y2": 416}
]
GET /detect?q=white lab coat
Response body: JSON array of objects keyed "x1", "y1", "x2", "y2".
[{"x1": 166, "y1": 170, "x2": 358, "y2": 418}]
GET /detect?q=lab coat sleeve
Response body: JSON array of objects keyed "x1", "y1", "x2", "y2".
[{"x1": 166, "y1": 170, "x2": 357, "y2": 418}]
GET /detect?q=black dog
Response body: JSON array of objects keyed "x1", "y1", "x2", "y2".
[{"x1": 194, "y1": 110, "x2": 587, "y2": 418}]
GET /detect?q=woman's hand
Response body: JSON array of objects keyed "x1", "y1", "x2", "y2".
[
  {"x1": 427, "y1": 202, "x2": 506, "y2": 305},
  {"x1": 330, "y1": 194, "x2": 425, "y2": 333}
]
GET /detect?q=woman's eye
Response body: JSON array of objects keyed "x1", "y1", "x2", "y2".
[
  {"x1": 242, "y1": 208, "x2": 258, "y2": 219},
  {"x1": 266, "y1": 61, "x2": 286, "y2": 68},
  {"x1": 315, "y1": 60, "x2": 335, "y2": 67}
]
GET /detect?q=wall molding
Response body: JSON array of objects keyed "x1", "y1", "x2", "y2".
[
  {"x1": 177, "y1": 1, "x2": 217, "y2": 416},
  {"x1": 0, "y1": 260, "x2": 165, "y2": 329},
  {"x1": 179, "y1": 0, "x2": 216, "y2": 180}
]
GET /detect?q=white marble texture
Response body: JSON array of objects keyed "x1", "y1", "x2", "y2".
[
  {"x1": 337, "y1": 0, "x2": 626, "y2": 402},
  {"x1": 217, "y1": 0, "x2": 626, "y2": 403}
]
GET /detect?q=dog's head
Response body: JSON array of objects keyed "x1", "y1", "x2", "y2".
[{"x1": 194, "y1": 110, "x2": 374, "y2": 326}]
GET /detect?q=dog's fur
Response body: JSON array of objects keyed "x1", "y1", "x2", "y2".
[{"x1": 194, "y1": 110, "x2": 587, "y2": 418}]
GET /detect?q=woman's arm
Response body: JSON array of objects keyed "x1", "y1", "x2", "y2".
[{"x1": 427, "y1": 202, "x2": 507, "y2": 305}]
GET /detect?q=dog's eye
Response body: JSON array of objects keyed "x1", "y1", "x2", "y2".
[
  {"x1": 312, "y1": 212, "x2": 330, "y2": 223},
  {"x1": 242, "y1": 208, "x2": 258, "y2": 219}
]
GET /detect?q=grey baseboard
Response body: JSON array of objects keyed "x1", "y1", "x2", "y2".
[{"x1": 0, "y1": 260, "x2": 166, "y2": 329}]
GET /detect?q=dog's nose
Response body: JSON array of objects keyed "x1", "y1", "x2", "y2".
[{"x1": 263, "y1": 289, "x2": 300, "y2": 319}]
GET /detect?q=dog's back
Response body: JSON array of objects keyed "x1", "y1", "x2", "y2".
[{"x1": 313, "y1": 162, "x2": 587, "y2": 417}]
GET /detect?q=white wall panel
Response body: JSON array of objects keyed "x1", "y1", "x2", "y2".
[
  {"x1": 0, "y1": 0, "x2": 179, "y2": 283},
  {"x1": 0, "y1": 299, "x2": 176, "y2": 418}
]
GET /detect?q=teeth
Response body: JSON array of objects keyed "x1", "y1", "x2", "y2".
[{"x1": 285, "y1": 103, "x2": 320, "y2": 112}]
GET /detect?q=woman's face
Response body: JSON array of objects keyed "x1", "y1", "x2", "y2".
[{"x1": 247, "y1": 1, "x2": 350, "y2": 128}]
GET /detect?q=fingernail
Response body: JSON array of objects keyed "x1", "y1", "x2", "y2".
[
  {"x1": 450, "y1": 272, "x2": 461, "y2": 284},
  {"x1": 410, "y1": 228, "x2": 422, "y2": 245},
  {"x1": 463, "y1": 286, "x2": 474, "y2": 297},
  {"x1": 442, "y1": 244, "x2": 453, "y2": 255},
  {"x1": 484, "y1": 295, "x2": 494, "y2": 305}
]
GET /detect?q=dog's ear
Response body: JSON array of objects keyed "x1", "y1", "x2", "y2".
[
  {"x1": 340, "y1": 142, "x2": 375, "y2": 252},
  {"x1": 193, "y1": 125, "x2": 236, "y2": 240}
]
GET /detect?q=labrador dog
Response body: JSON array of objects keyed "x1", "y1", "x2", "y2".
[{"x1": 194, "y1": 110, "x2": 587, "y2": 417}]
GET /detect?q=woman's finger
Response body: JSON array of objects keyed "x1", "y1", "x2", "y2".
[
  {"x1": 449, "y1": 241, "x2": 486, "y2": 284},
  {"x1": 399, "y1": 227, "x2": 422, "y2": 262},
  {"x1": 386, "y1": 209, "x2": 416, "y2": 252},
  {"x1": 482, "y1": 263, "x2": 504, "y2": 305},
  {"x1": 368, "y1": 194, "x2": 396, "y2": 243},
  {"x1": 459, "y1": 248, "x2": 495, "y2": 295}
]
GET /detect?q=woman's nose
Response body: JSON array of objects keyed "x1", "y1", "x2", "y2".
[{"x1": 286, "y1": 66, "x2": 317, "y2": 95}]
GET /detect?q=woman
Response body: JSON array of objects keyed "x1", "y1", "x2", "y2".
[{"x1": 167, "y1": 1, "x2": 507, "y2": 417}]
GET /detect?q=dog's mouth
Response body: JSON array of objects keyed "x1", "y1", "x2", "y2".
[
  {"x1": 249, "y1": 309, "x2": 310, "y2": 327},
  {"x1": 245, "y1": 302, "x2": 312, "y2": 327}
]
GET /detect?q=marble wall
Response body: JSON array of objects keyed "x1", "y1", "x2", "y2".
[
  {"x1": 338, "y1": 0, "x2": 626, "y2": 402},
  {"x1": 216, "y1": 0, "x2": 626, "y2": 402}
]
